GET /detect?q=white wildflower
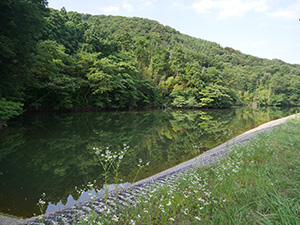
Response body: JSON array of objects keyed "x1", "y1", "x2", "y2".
[
  {"x1": 198, "y1": 197, "x2": 205, "y2": 202},
  {"x1": 38, "y1": 199, "x2": 45, "y2": 205},
  {"x1": 195, "y1": 216, "x2": 201, "y2": 221},
  {"x1": 112, "y1": 215, "x2": 119, "y2": 222}
]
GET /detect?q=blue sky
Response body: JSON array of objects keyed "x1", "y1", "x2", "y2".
[{"x1": 48, "y1": 0, "x2": 300, "y2": 64}]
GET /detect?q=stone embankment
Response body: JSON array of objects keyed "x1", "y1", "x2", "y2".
[{"x1": 2, "y1": 113, "x2": 298, "y2": 225}]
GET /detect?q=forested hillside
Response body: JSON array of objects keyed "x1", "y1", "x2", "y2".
[{"x1": 1, "y1": 2, "x2": 300, "y2": 121}]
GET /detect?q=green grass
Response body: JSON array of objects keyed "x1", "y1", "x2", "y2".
[{"x1": 79, "y1": 118, "x2": 300, "y2": 224}]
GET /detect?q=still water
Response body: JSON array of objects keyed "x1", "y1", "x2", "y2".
[{"x1": 0, "y1": 107, "x2": 298, "y2": 218}]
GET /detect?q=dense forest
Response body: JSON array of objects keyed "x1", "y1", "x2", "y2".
[{"x1": 1, "y1": 1, "x2": 300, "y2": 122}]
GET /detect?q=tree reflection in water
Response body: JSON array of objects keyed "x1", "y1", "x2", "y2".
[{"x1": 0, "y1": 107, "x2": 298, "y2": 218}]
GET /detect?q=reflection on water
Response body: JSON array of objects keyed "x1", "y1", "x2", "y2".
[
  {"x1": 46, "y1": 183, "x2": 129, "y2": 214},
  {"x1": 0, "y1": 107, "x2": 298, "y2": 218}
]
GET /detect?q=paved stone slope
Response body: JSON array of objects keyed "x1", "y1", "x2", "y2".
[
  {"x1": 10, "y1": 113, "x2": 298, "y2": 225},
  {"x1": 22, "y1": 154, "x2": 228, "y2": 225}
]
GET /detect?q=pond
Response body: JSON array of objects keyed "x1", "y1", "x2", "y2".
[{"x1": 0, "y1": 107, "x2": 299, "y2": 218}]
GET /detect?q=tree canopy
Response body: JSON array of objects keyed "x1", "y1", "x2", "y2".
[{"x1": 1, "y1": 6, "x2": 300, "y2": 121}]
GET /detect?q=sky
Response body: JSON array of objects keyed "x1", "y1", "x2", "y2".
[{"x1": 48, "y1": 0, "x2": 300, "y2": 64}]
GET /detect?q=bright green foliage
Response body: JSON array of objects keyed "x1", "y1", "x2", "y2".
[
  {"x1": 149, "y1": 46, "x2": 170, "y2": 84},
  {"x1": 199, "y1": 84, "x2": 234, "y2": 107},
  {"x1": 28, "y1": 40, "x2": 80, "y2": 109},
  {"x1": 0, "y1": 98, "x2": 23, "y2": 120},
  {"x1": 2, "y1": 6, "x2": 300, "y2": 120},
  {"x1": 170, "y1": 45, "x2": 186, "y2": 79},
  {"x1": 87, "y1": 52, "x2": 142, "y2": 107},
  {"x1": 117, "y1": 32, "x2": 133, "y2": 52}
]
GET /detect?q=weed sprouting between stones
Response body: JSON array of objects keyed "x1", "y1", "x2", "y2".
[
  {"x1": 36, "y1": 192, "x2": 46, "y2": 224},
  {"x1": 93, "y1": 144, "x2": 130, "y2": 202},
  {"x1": 77, "y1": 144, "x2": 150, "y2": 224}
]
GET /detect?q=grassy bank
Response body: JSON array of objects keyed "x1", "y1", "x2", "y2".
[{"x1": 80, "y1": 118, "x2": 300, "y2": 224}]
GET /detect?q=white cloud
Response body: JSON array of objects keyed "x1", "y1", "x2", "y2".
[
  {"x1": 192, "y1": 0, "x2": 269, "y2": 19},
  {"x1": 97, "y1": 0, "x2": 157, "y2": 15},
  {"x1": 171, "y1": 1, "x2": 184, "y2": 8},
  {"x1": 267, "y1": 2, "x2": 300, "y2": 21},
  {"x1": 123, "y1": 3, "x2": 134, "y2": 12},
  {"x1": 143, "y1": 0, "x2": 156, "y2": 7},
  {"x1": 171, "y1": 1, "x2": 192, "y2": 10},
  {"x1": 99, "y1": 6, "x2": 120, "y2": 14},
  {"x1": 191, "y1": 0, "x2": 300, "y2": 21}
]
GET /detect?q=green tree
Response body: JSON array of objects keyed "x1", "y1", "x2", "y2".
[
  {"x1": 87, "y1": 52, "x2": 148, "y2": 107},
  {"x1": 170, "y1": 45, "x2": 186, "y2": 79},
  {"x1": 148, "y1": 46, "x2": 170, "y2": 84},
  {"x1": 0, "y1": 0, "x2": 48, "y2": 120},
  {"x1": 28, "y1": 40, "x2": 80, "y2": 109}
]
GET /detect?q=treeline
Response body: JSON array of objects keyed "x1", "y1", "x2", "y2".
[{"x1": 1, "y1": 2, "x2": 300, "y2": 121}]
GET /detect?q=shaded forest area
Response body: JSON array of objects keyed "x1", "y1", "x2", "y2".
[{"x1": 1, "y1": 1, "x2": 300, "y2": 121}]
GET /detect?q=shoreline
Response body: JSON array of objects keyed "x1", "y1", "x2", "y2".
[
  {"x1": 2, "y1": 113, "x2": 299, "y2": 224},
  {"x1": 20, "y1": 104, "x2": 300, "y2": 115}
]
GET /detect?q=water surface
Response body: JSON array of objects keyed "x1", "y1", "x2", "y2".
[{"x1": 0, "y1": 107, "x2": 298, "y2": 218}]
